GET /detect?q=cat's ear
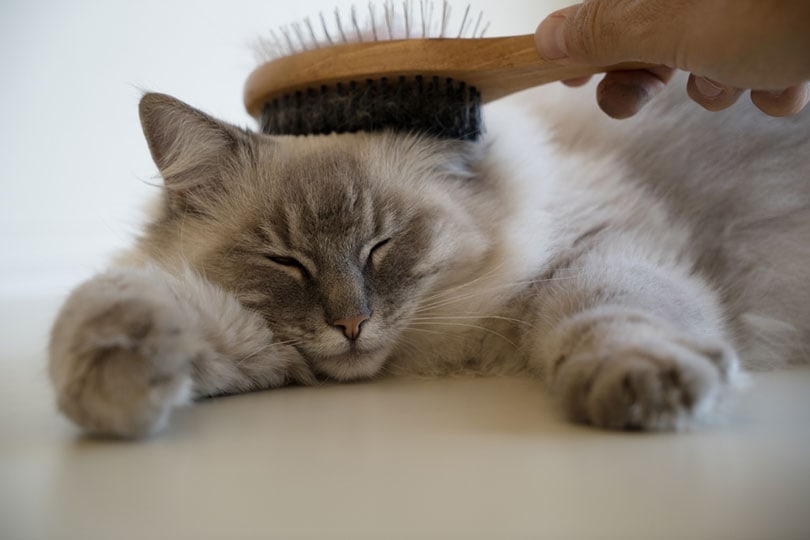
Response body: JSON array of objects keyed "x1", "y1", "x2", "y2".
[{"x1": 139, "y1": 93, "x2": 251, "y2": 214}]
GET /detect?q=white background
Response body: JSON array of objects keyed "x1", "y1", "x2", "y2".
[{"x1": 0, "y1": 0, "x2": 567, "y2": 301}]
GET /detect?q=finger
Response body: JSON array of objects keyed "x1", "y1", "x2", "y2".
[
  {"x1": 534, "y1": 2, "x2": 686, "y2": 66},
  {"x1": 750, "y1": 84, "x2": 810, "y2": 117},
  {"x1": 535, "y1": 4, "x2": 633, "y2": 64},
  {"x1": 686, "y1": 75, "x2": 743, "y2": 112},
  {"x1": 562, "y1": 76, "x2": 592, "y2": 87},
  {"x1": 535, "y1": 6, "x2": 580, "y2": 62},
  {"x1": 595, "y1": 67, "x2": 675, "y2": 119}
]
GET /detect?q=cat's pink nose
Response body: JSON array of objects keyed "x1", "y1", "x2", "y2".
[{"x1": 333, "y1": 314, "x2": 370, "y2": 341}]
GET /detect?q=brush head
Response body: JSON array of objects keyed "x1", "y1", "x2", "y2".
[
  {"x1": 259, "y1": 75, "x2": 482, "y2": 141},
  {"x1": 250, "y1": 1, "x2": 488, "y2": 141}
]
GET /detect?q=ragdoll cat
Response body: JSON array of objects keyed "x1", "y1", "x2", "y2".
[{"x1": 49, "y1": 77, "x2": 810, "y2": 437}]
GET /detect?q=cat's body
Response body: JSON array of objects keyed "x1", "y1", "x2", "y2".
[{"x1": 49, "y1": 76, "x2": 810, "y2": 437}]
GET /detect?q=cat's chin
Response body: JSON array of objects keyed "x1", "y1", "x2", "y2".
[{"x1": 311, "y1": 347, "x2": 389, "y2": 382}]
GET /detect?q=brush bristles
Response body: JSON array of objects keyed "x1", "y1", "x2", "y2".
[
  {"x1": 260, "y1": 76, "x2": 482, "y2": 141},
  {"x1": 256, "y1": 1, "x2": 489, "y2": 62}
]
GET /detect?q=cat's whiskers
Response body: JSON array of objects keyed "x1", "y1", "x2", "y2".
[
  {"x1": 415, "y1": 281, "x2": 529, "y2": 312},
  {"x1": 414, "y1": 270, "x2": 587, "y2": 313},
  {"x1": 405, "y1": 320, "x2": 518, "y2": 348},
  {"x1": 408, "y1": 314, "x2": 533, "y2": 327},
  {"x1": 417, "y1": 259, "x2": 510, "y2": 305},
  {"x1": 416, "y1": 277, "x2": 525, "y2": 312},
  {"x1": 272, "y1": 338, "x2": 305, "y2": 347},
  {"x1": 231, "y1": 337, "x2": 306, "y2": 366},
  {"x1": 401, "y1": 326, "x2": 453, "y2": 337},
  {"x1": 388, "y1": 333, "x2": 442, "y2": 370},
  {"x1": 234, "y1": 341, "x2": 276, "y2": 364},
  {"x1": 396, "y1": 325, "x2": 479, "y2": 361}
]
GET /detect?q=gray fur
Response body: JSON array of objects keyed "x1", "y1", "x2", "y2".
[{"x1": 49, "y1": 83, "x2": 810, "y2": 437}]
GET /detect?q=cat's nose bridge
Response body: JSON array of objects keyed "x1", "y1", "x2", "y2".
[
  {"x1": 321, "y1": 265, "x2": 371, "y2": 339},
  {"x1": 332, "y1": 313, "x2": 370, "y2": 341}
]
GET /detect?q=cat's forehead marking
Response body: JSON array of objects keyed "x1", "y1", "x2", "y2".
[
  {"x1": 291, "y1": 151, "x2": 372, "y2": 209},
  {"x1": 250, "y1": 148, "x2": 382, "y2": 254}
]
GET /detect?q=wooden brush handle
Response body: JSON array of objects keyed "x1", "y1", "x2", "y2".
[{"x1": 244, "y1": 34, "x2": 651, "y2": 118}]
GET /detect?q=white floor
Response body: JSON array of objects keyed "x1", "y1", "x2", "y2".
[{"x1": 1, "y1": 295, "x2": 809, "y2": 540}]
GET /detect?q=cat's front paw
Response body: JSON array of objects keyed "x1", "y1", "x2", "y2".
[
  {"x1": 49, "y1": 270, "x2": 201, "y2": 438},
  {"x1": 552, "y1": 316, "x2": 739, "y2": 430}
]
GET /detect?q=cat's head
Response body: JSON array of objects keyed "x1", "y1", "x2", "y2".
[{"x1": 137, "y1": 93, "x2": 490, "y2": 381}]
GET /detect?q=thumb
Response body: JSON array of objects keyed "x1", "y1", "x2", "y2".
[{"x1": 535, "y1": 2, "x2": 676, "y2": 66}]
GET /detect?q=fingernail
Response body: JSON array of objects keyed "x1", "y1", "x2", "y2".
[
  {"x1": 535, "y1": 14, "x2": 568, "y2": 60},
  {"x1": 694, "y1": 76, "x2": 724, "y2": 98}
]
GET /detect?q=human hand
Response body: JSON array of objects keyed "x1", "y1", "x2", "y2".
[{"x1": 534, "y1": 0, "x2": 810, "y2": 118}]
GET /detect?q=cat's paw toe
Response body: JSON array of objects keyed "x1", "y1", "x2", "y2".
[
  {"x1": 50, "y1": 273, "x2": 201, "y2": 437},
  {"x1": 557, "y1": 338, "x2": 737, "y2": 430}
]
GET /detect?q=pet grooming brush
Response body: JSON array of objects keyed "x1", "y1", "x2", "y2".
[{"x1": 244, "y1": 1, "x2": 646, "y2": 140}]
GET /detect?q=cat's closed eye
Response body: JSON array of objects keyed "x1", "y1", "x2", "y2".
[
  {"x1": 265, "y1": 255, "x2": 310, "y2": 279},
  {"x1": 366, "y1": 238, "x2": 392, "y2": 268}
]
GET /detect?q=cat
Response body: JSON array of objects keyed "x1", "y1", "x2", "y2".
[{"x1": 48, "y1": 76, "x2": 810, "y2": 438}]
